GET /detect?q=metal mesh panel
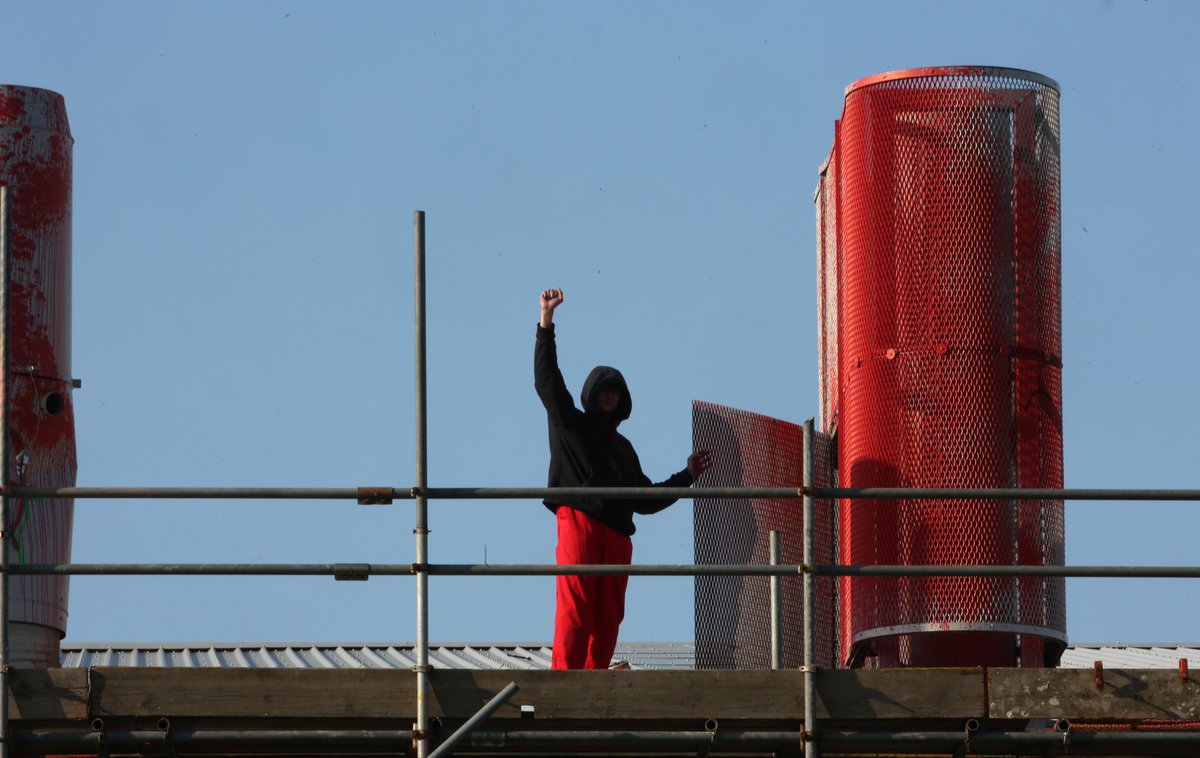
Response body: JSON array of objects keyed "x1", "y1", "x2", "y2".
[
  {"x1": 1, "y1": 86, "x2": 77, "y2": 655},
  {"x1": 816, "y1": 125, "x2": 840, "y2": 436},
  {"x1": 829, "y1": 68, "x2": 1065, "y2": 667},
  {"x1": 692, "y1": 401, "x2": 836, "y2": 670}
]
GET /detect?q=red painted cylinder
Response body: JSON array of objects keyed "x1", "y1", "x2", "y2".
[
  {"x1": 0, "y1": 85, "x2": 76, "y2": 667},
  {"x1": 817, "y1": 68, "x2": 1066, "y2": 668}
]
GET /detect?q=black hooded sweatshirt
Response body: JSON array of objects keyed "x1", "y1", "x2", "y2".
[{"x1": 535, "y1": 323, "x2": 693, "y2": 536}]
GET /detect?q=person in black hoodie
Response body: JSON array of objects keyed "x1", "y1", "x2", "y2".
[{"x1": 536, "y1": 288, "x2": 711, "y2": 670}]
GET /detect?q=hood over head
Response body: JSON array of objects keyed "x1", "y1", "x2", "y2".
[{"x1": 581, "y1": 365, "x2": 632, "y2": 425}]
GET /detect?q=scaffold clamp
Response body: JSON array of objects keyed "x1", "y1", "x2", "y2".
[
  {"x1": 334, "y1": 563, "x2": 370, "y2": 581},
  {"x1": 357, "y1": 486, "x2": 393, "y2": 505}
]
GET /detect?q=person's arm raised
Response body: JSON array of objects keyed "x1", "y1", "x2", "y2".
[{"x1": 534, "y1": 288, "x2": 576, "y2": 427}]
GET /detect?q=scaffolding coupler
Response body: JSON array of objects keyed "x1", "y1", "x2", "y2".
[{"x1": 357, "y1": 486, "x2": 394, "y2": 505}]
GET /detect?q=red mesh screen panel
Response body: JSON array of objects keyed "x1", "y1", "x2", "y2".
[
  {"x1": 830, "y1": 67, "x2": 1065, "y2": 667},
  {"x1": 816, "y1": 122, "x2": 841, "y2": 436},
  {"x1": 692, "y1": 401, "x2": 837, "y2": 670}
]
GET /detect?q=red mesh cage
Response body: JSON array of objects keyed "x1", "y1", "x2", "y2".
[
  {"x1": 821, "y1": 67, "x2": 1066, "y2": 668},
  {"x1": 692, "y1": 401, "x2": 837, "y2": 670},
  {"x1": 0, "y1": 86, "x2": 77, "y2": 655}
]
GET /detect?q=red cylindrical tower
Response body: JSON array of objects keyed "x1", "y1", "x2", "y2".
[
  {"x1": 822, "y1": 67, "x2": 1065, "y2": 668},
  {"x1": 0, "y1": 85, "x2": 76, "y2": 667}
]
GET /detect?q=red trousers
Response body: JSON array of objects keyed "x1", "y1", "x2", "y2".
[{"x1": 551, "y1": 506, "x2": 633, "y2": 670}]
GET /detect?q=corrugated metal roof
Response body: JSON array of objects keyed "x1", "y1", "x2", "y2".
[
  {"x1": 60, "y1": 642, "x2": 1200, "y2": 671},
  {"x1": 1059, "y1": 644, "x2": 1200, "y2": 669}
]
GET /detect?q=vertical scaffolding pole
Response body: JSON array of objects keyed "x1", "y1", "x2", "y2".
[
  {"x1": 0, "y1": 186, "x2": 11, "y2": 758},
  {"x1": 413, "y1": 211, "x2": 430, "y2": 758},
  {"x1": 802, "y1": 418, "x2": 818, "y2": 758},
  {"x1": 769, "y1": 530, "x2": 781, "y2": 670}
]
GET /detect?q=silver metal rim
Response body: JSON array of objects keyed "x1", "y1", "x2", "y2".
[
  {"x1": 853, "y1": 622, "x2": 1068, "y2": 643},
  {"x1": 846, "y1": 66, "x2": 1060, "y2": 96}
]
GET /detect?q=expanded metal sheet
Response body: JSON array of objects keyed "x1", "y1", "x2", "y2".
[
  {"x1": 692, "y1": 401, "x2": 836, "y2": 670},
  {"x1": 827, "y1": 68, "x2": 1065, "y2": 667},
  {"x1": 1, "y1": 86, "x2": 76, "y2": 653},
  {"x1": 816, "y1": 123, "x2": 840, "y2": 436}
]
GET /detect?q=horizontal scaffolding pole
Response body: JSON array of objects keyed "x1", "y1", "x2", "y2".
[
  {"x1": 816, "y1": 565, "x2": 1200, "y2": 578},
  {"x1": 9, "y1": 563, "x2": 1200, "y2": 578},
  {"x1": 817, "y1": 487, "x2": 1200, "y2": 501},
  {"x1": 467, "y1": 729, "x2": 1200, "y2": 754},
  {"x1": 5, "y1": 485, "x2": 1200, "y2": 501},
  {"x1": 9, "y1": 728, "x2": 1199, "y2": 755},
  {"x1": 14, "y1": 728, "x2": 413, "y2": 750},
  {"x1": 823, "y1": 729, "x2": 1200, "y2": 755},
  {"x1": 0, "y1": 486, "x2": 802, "y2": 500},
  {"x1": 2, "y1": 486, "x2": 364, "y2": 500},
  {"x1": 436, "y1": 564, "x2": 1200, "y2": 578}
]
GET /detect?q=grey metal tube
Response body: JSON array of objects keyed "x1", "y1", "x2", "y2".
[
  {"x1": 3, "y1": 486, "x2": 365, "y2": 499},
  {"x1": 822, "y1": 729, "x2": 1200, "y2": 754},
  {"x1": 459, "y1": 729, "x2": 1200, "y2": 754},
  {"x1": 813, "y1": 565, "x2": 1200, "y2": 578},
  {"x1": 430, "y1": 486, "x2": 1200, "y2": 501},
  {"x1": 769, "y1": 530, "x2": 781, "y2": 670},
  {"x1": 9, "y1": 563, "x2": 813, "y2": 576},
  {"x1": 9, "y1": 562, "x2": 1200, "y2": 578},
  {"x1": 7, "y1": 728, "x2": 1200, "y2": 755},
  {"x1": 0, "y1": 183, "x2": 11, "y2": 758},
  {"x1": 426, "y1": 486, "x2": 802, "y2": 500},
  {"x1": 14, "y1": 729, "x2": 414, "y2": 750},
  {"x1": 413, "y1": 210, "x2": 430, "y2": 758},
  {"x1": 816, "y1": 486, "x2": 1200, "y2": 501},
  {"x1": 801, "y1": 418, "x2": 817, "y2": 758},
  {"x1": 7, "y1": 484, "x2": 1200, "y2": 501},
  {"x1": 427, "y1": 681, "x2": 518, "y2": 758},
  {"x1": 12, "y1": 563, "x2": 397, "y2": 575},
  {"x1": 6, "y1": 562, "x2": 811, "y2": 577},
  {"x1": 471, "y1": 730, "x2": 800, "y2": 749}
]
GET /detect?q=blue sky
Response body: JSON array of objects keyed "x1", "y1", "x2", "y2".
[{"x1": 1, "y1": 1, "x2": 1197, "y2": 646}]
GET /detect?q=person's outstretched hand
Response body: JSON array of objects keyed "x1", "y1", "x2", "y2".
[
  {"x1": 540, "y1": 288, "x2": 564, "y2": 328},
  {"x1": 688, "y1": 449, "x2": 713, "y2": 479}
]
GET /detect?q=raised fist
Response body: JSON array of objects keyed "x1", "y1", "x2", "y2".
[
  {"x1": 541, "y1": 288, "x2": 564, "y2": 311},
  {"x1": 540, "y1": 288, "x2": 564, "y2": 327}
]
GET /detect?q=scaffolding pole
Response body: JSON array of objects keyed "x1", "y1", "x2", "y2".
[
  {"x1": 0, "y1": 184, "x2": 10, "y2": 758},
  {"x1": 769, "y1": 530, "x2": 781, "y2": 670},
  {"x1": 426, "y1": 681, "x2": 519, "y2": 758},
  {"x1": 801, "y1": 418, "x2": 817, "y2": 758},
  {"x1": 456, "y1": 729, "x2": 1200, "y2": 755},
  {"x1": 3, "y1": 727, "x2": 1199, "y2": 755},
  {"x1": 413, "y1": 210, "x2": 430, "y2": 758},
  {"x1": 6, "y1": 562, "x2": 1200, "y2": 578},
  {"x1": 7, "y1": 485, "x2": 1200, "y2": 501}
]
